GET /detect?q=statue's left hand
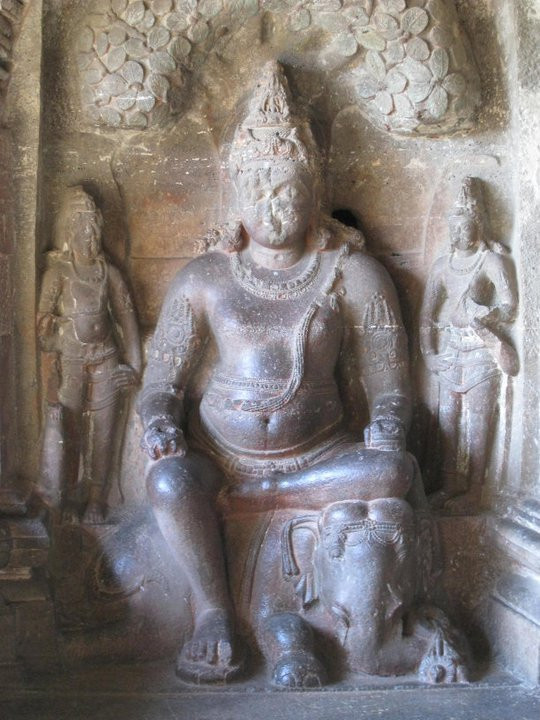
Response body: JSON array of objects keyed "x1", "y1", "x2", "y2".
[
  {"x1": 364, "y1": 418, "x2": 406, "y2": 451},
  {"x1": 114, "y1": 364, "x2": 140, "y2": 390}
]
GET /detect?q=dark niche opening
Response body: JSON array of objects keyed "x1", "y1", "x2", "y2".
[{"x1": 332, "y1": 208, "x2": 359, "y2": 229}]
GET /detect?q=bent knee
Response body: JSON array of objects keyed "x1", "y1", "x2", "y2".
[
  {"x1": 146, "y1": 456, "x2": 204, "y2": 508},
  {"x1": 370, "y1": 449, "x2": 414, "y2": 498}
]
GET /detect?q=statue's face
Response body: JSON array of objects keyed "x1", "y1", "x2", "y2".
[
  {"x1": 449, "y1": 214, "x2": 478, "y2": 252},
  {"x1": 235, "y1": 163, "x2": 316, "y2": 248},
  {"x1": 70, "y1": 212, "x2": 101, "y2": 260}
]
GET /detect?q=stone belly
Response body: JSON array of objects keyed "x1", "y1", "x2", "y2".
[{"x1": 198, "y1": 379, "x2": 343, "y2": 455}]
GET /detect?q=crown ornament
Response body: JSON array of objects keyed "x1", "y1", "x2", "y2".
[
  {"x1": 450, "y1": 176, "x2": 486, "y2": 223},
  {"x1": 229, "y1": 61, "x2": 320, "y2": 175},
  {"x1": 63, "y1": 186, "x2": 99, "y2": 215}
]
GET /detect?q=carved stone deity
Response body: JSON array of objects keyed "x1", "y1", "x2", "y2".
[
  {"x1": 420, "y1": 177, "x2": 519, "y2": 514},
  {"x1": 37, "y1": 187, "x2": 142, "y2": 524},
  {"x1": 139, "y1": 62, "x2": 468, "y2": 687}
]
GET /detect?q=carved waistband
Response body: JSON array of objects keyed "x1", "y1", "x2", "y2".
[{"x1": 211, "y1": 373, "x2": 336, "y2": 393}]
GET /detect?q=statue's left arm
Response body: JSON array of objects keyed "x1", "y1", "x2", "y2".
[
  {"x1": 340, "y1": 253, "x2": 411, "y2": 449},
  {"x1": 107, "y1": 264, "x2": 143, "y2": 377}
]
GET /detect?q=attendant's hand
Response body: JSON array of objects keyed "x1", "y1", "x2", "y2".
[
  {"x1": 364, "y1": 418, "x2": 406, "y2": 451},
  {"x1": 141, "y1": 420, "x2": 187, "y2": 460},
  {"x1": 424, "y1": 352, "x2": 452, "y2": 374}
]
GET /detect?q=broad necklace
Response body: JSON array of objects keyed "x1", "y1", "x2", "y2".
[
  {"x1": 72, "y1": 256, "x2": 105, "y2": 284},
  {"x1": 449, "y1": 249, "x2": 485, "y2": 276},
  {"x1": 230, "y1": 250, "x2": 321, "y2": 300}
]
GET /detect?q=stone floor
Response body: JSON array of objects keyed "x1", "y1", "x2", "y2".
[{"x1": 1, "y1": 662, "x2": 539, "y2": 720}]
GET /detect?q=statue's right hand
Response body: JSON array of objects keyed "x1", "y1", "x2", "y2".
[{"x1": 141, "y1": 422, "x2": 187, "y2": 460}]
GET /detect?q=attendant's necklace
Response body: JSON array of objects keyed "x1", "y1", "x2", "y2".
[{"x1": 449, "y1": 248, "x2": 485, "y2": 276}]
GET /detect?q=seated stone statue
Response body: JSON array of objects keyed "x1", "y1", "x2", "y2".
[{"x1": 138, "y1": 62, "x2": 468, "y2": 687}]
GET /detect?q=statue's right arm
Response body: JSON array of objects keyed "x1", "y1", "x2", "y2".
[
  {"x1": 138, "y1": 262, "x2": 207, "y2": 460},
  {"x1": 36, "y1": 264, "x2": 62, "y2": 348}
]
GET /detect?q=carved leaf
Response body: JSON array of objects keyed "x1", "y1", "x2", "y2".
[
  {"x1": 151, "y1": 0, "x2": 173, "y2": 15},
  {"x1": 77, "y1": 27, "x2": 94, "y2": 53},
  {"x1": 386, "y1": 68, "x2": 407, "y2": 94},
  {"x1": 393, "y1": 92, "x2": 414, "y2": 117},
  {"x1": 99, "y1": 106, "x2": 122, "y2": 126},
  {"x1": 407, "y1": 80, "x2": 432, "y2": 103},
  {"x1": 427, "y1": 0, "x2": 451, "y2": 24},
  {"x1": 149, "y1": 50, "x2": 176, "y2": 73},
  {"x1": 426, "y1": 85, "x2": 448, "y2": 118},
  {"x1": 401, "y1": 7, "x2": 429, "y2": 36},
  {"x1": 115, "y1": 88, "x2": 137, "y2": 109},
  {"x1": 356, "y1": 73, "x2": 378, "y2": 98},
  {"x1": 443, "y1": 72, "x2": 466, "y2": 96},
  {"x1": 108, "y1": 26, "x2": 127, "y2": 46},
  {"x1": 190, "y1": 19, "x2": 209, "y2": 43},
  {"x1": 101, "y1": 73, "x2": 129, "y2": 96},
  {"x1": 384, "y1": 41, "x2": 405, "y2": 65},
  {"x1": 406, "y1": 37, "x2": 429, "y2": 61},
  {"x1": 147, "y1": 72, "x2": 170, "y2": 99},
  {"x1": 125, "y1": 38, "x2": 147, "y2": 58},
  {"x1": 142, "y1": 9, "x2": 156, "y2": 30},
  {"x1": 121, "y1": 59, "x2": 144, "y2": 85},
  {"x1": 429, "y1": 47, "x2": 449, "y2": 80},
  {"x1": 345, "y1": 6, "x2": 369, "y2": 27},
  {"x1": 137, "y1": 89, "x2": 156, "y2": 112},
  {"x1": 430, "y1": 26, "x2": 452, "y2": 48},
  {"x1": 317, "y1": 12, "x2": 347, "y2": 32},
  {"x1": 165, "y1": 12, "x2": 189, "y2": 31},
  {"x1": 126, "y1": 110, "x2": 148, "y2": 128},
  {"x1": 355, "y1": 28, "x2": 386, "y2": 51},
  {"x1": 87, "y1": 13, "x2": 110, "y2": 29},
  {"x1": 401, "y1": 56, "x2": 432, "y2": 83},
  {"x1": 77, "y1": 52, "x2": 93, "y2": 71},
  {"x1": 332, "y1": 33, "x2": 358, "y2": 57},
  {"x1": 170, "y1": 36, "x2": 191, "y2": 59},
  {"x1": 373, "y1": 11, "x2": 399, "y2": 39},
  {"x1": 381, "y1": 0, "x2": 405, "y2": 12},
  {"x1": 199, "y1": 0, "x2": 223, "y2": 18},
  {"x1": 112, "y1": 0, "x2": 128, "y2": 14},
  {"x1": 95, "y1": 31, "x2": 109, "y2": 57},
  {"x1": 124, "y1": 1, "x2": 145, "y2": 27},
  {"x1": 148, "y1": 26, "x2": 171, "y2": 49},
  {"x1": 84, "y1": 65, "x2": 106, "y2": 85},
  {"x1": 104, "y1": 47, "x2": 127, "y2": 72},
  {"x1": 366, "y1": 50, "x2": 386, "y2": 82},
  {"x1": 374, "y1": 90, "x2": 393, "y2": 115},
  {"x1": 289, "y1": 8, "x2": 311, "y2": 31}
]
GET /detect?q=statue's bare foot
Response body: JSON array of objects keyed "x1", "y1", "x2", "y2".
[
  {"x1": 61, "y1": 506, "x2": 80, "y2": 525},
  {"x1": 176, "y1": 608, "x2": 243, "y2": 684},
  {"x1": 271, "y1": 652, "x2": 327, "y2": 689},
  {"x1": 82, "y1": 501, "x2": 107, "y2": 525}
]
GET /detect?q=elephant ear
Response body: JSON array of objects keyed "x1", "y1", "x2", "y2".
[{"x1": 280, "y1": 515, "x2": 321, "y2": 609}]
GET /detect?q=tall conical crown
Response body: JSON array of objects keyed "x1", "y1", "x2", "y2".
[
  {"x1": 450, "y1": 176, "x2": 485, "y2": 222},
  {"x1": 229, "y1": 61, "x2": 320, "y2": 175}
]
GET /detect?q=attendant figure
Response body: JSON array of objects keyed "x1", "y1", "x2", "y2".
[
  {"x1": 37, "y1": 187, "x2": 141, "y2": 524},
  {"x1": 420, "y1": 177, "x2": 518, "y2": 514}
]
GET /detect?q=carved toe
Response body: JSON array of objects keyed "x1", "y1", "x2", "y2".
[{"x1": 271, "y1": 652, "x2": 327, "y2": 689}]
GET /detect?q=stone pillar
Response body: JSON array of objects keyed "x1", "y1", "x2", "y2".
[{"x1": 0, "y1": 1, "x2": 30, "y2": 513}]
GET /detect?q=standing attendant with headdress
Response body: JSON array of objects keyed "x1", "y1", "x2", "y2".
[
  {"x1": 420, "y1": 177, "x2": 519, "y2": 514},
  {"x1": 37, "y1": 186, "x2": 142, "y2": 524}
]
